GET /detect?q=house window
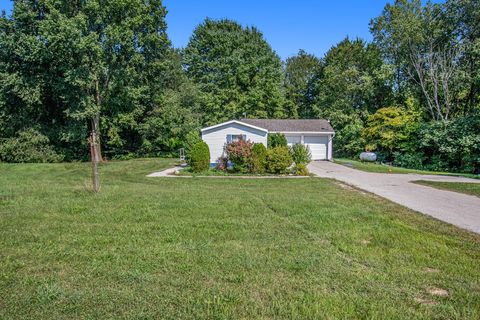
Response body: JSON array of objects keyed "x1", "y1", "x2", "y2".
[{"x1": 226, "y1": 134, "x2": 246, "y2": 143}]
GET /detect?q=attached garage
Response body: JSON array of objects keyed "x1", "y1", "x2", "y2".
[{"x1": 304, "y1": 135, "x2": 328, "y2": 160}]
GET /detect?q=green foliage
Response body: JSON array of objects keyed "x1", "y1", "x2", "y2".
[
  {"x1": 313, "y1": 38, "x2": 393, "y2": 157},
  {"x1": 251, "y1": 143, "x2": 267, "y2": 173},
  {"x1": 183, "y1": 18, "x2": 286, "y2": 124},
  {"x1": 224, "y1": 139, "x2": 254, "y2": 173},
  {"x1": 0, "y1": 129, "x2": 64, "y2": 163},
  {"x1": 189, "y1": 141, "x2": 210, "y2": 172},
  {"x1": 289, "y1": 143, "x2": 312, "y2": 165},
  {"x1": 267, "y1": 133, "x2": 288, "y2": 148},
  {"x1": 293, "y1": 163, "x2": 310, "y2": 176},
  {"x1": 335, "y1": 119, "x2": 366, "y2": 157},
  {"x1": 393, "y1": 152, "x2": 424, "y2": 170},
  {"x1": 362, "y1": 104, "x2": 420, "y2": 157},
  {"x1": 284, "y1": 50, "x2": 323, "y2": 118},
  {"x1": 0, "y1": 0, "x2": 193, "y2": 160},
  {"x1": 416, "y1": 116, "x2": 480, "y2": 173},
  {"x1": 266, "y1": 146, "x2": 293, "y2": 174},
  {"x1": 183, "y1": 130, "x2": 202, "y2": 162},
  {"x1": 0, "y1": 0, "x2": 478, "y2": 176}
]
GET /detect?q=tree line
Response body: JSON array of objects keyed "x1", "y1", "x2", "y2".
[{"x1": 0, "y1": 0, "x2": 479, "y2": 173}]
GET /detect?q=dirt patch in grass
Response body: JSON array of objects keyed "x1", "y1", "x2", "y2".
[
  {"x1": 428, "y1": 287, "x2": 449, "y2": 297},
  {"x1": 414, "y1": 297, "x2": 438, "y2": 306}
]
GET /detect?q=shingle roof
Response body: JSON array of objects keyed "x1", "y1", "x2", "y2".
[{"x1": 240, "y1": 119, "x2": 334, "y2": 133}]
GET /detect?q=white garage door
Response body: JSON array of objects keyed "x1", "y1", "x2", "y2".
[
  {"x1": 285, "y1": 135, "x2": 301, "y2": 146},
  {"x1": 304, "y1": 135, "x2": 328, "y2": 160}
]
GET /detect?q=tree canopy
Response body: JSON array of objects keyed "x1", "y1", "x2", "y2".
[
  {"x1": 183, "y1": 18, "x2": 286, "y2": 124},
  {"x1": 0, "y1": 0, "x2": 479, "y2": 173}
]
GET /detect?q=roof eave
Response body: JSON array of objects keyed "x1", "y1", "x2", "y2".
[
  {"x1": 269, "y1": 131, "x2": 335, "y2": 134},
  {"x1": 201, "y1": 120, "x2": 269, "y2": 133}
]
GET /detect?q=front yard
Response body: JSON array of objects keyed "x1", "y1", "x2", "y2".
[{"x1": 1, "y1": 159, "x2": 479, "y2": 319}]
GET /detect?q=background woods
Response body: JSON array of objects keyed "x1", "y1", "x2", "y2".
[{"x1": 1, "y1": 0, "x2": 479, "y2": 173}]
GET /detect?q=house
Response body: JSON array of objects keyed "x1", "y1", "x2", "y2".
[{"x1": 201, "y1": 119, "x2": 335, "y2": 163}]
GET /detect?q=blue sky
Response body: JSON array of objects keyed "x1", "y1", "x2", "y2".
[{"x1": 0, "y1": 0, "x2": 439, "y2": 60}]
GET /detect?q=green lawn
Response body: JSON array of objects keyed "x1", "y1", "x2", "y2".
[
  {"x1": 1, "y1": 159, "x2": 479, "y2": 319},
  {"x1": 413, "y1": 180, "x2": 480, "y2": 197},
  {"x1": 335, "y1": 158, "x2": 479, "y2": 178}
]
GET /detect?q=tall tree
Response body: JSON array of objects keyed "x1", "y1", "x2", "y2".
[
  {"x1": 445, "y1": 0, "x2": 480, "y2": 115},
  {"x1": 284, "y1": 50, "x2": 322, "y2": 118},
  {"x1": 313, "y1": 38, "x2": 393, "y2": 156},
  {"x1": 370, "y1": 0, "x2": 472, "y2": 121},
  {"x1": 0, "y1": 0, "x2": 191, "y2": 162},
  {"x1": 183, "y1": 18, "x2": 286, "y2": 124}
]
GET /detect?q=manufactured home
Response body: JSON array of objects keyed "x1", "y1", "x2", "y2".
[{"x1": 201, "y1": 119, "x2": 335, "y2": 164}]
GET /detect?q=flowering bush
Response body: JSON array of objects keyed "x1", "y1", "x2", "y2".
[
  {"x1": 224, "y1": 139, "x2": 254, "y2": 173},
  {"x1": 215, "y1": 156, "x2": 229, "y2": 171}
]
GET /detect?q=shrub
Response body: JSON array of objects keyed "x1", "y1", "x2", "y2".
[
  {"x1": 290, "y1": 143, "x2": 311, "y2": 165},
  {"x1": 183, "y1": 130, "x2": 202, "y2": 162},
  {"x1": 293, "y1": 163, "x2": 310, "y2": 176},
  {"x1": 266, "y1": 146, "x2": 292, "y2": 174},
  {"x1": 251, "y1": 143, "x2": 267, "y2": 173},
  {"x1": 393, "y1": 152, "x2": 424, "y2": 170},
  {"x1": 215, "y1": 156, "x2": 228, "y2": 171},
  {"x1": 0, "y1": 128, "x2": 64, "y2": 163},
  {"x1": 417, "y1": 116, "x2": 480, "y2": 173},
  {"x1": 225, "y1": 139, "x2": 253, "y2": 173},
  {"x1": 268, "y1": 133, "x2": 287, "y2": 148},
  {"x1": 189, "y1": 141, "x2": 210, "y2": 172}
]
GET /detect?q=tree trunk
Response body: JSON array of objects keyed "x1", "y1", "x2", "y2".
[
  {"x1": 89, "y1": 77, "x2": 103, "y2": 192},
  {"x1": 90, "y1": 129, "x2": 100, "y2": 193},
  {"x1": 90, "y1": 115, "x2": 102, "y2": 163},
  {"x1": 93, "y1": 78, "x2": 103, "y2": 162}
]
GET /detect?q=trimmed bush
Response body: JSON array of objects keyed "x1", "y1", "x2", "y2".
[
  {"x1": 0, "y1": 128, "x2": 64, "y2": 163},
  {"x1": 293, "y1": 163, "x2": 310, "y2": 176},
  {"x1": 290, "y1": 143, "x2": 311, "y2": 165},
  {"x1": 225, "y1": 139, "x2": 253, "y2": 173},
  {"x1": 251, "y1": 143, "x2": 267, "y2": 173},
  {"x1": 189, "y1": 141, "x2": 210, "y2": 172},
  {"x1": 266, "y1": 146, "x2": 292, "y2": 174},
  {"x1": 268, "y1": 133, "x2": 287, "y2": 148},
  {"x1": 183, "y1": 130, "x2": 202, "y2": 162}
]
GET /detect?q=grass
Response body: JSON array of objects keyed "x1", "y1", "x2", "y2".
[
  {"x1": 1, "y1": 158, "x2": 479, "y2": 319},
  {"x1": 335, "y1": 158, "x2": 479, "y2": 178},
  {"x1": 413, "y1": 180, "x2": 480, "y2": 197}
]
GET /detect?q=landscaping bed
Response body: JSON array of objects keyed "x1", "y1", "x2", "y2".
[
  {"x1": 187, "y1": 134, "x2": 312, "y2": 176},
  {"x1": 175, "y1": 166, "x2": 313, "y2": 177}
]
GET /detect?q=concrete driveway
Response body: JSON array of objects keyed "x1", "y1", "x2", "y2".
[{"x1": 308, "y1": 161, "x2": 480, "y2": 234}]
